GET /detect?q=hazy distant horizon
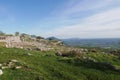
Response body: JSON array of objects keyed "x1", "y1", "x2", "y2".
[
  {"x1": 1, "y1": 31, "x2": 120, "y2": 39},
  {"x1": 0, "y1": 0, "x2": 120, "y2": 38}
]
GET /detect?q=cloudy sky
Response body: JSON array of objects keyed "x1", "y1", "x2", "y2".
[{"x1": 0, "y1": 0, "x2": 120, "y2": 38}]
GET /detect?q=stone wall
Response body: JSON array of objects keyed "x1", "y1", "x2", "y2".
[
  {"x1": 0, "y1": 36, "x2": 22, "y2": 47},
  {"x1": 0, "y1": 36, "x2": 21, "y2": 43},
  {"x1": 6, "y1": 36, "x2": 21, "y2": 43},
  {"x1": 0, "y1": 36, "x2": 6, "y2": 42}
]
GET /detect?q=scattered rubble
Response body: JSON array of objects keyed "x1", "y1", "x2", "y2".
[
  {"x1": 82, "y1": 56, "x2": 97, "y2": 62},
  {"x1": 0, "y1": 59, "x2": 25, "y2": 75},
  {"x1": 55, "y1": 51, "x2": 76, "y2": 57},
  {"x1": 55, "y1": 48, "x2": 88, "y2": 57}
]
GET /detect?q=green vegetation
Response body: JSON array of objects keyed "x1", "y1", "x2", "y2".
[{"x1": 0, "y1": 48, "x2": 120, "y2": 80}]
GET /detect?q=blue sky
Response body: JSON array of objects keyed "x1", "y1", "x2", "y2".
[{"x1": 0, "y1": 0, "x2": 120, "y2": 38}]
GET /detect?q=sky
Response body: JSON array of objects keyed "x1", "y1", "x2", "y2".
[{"x1": 0, "y1": 0, "x2": 120, "y2": 38}]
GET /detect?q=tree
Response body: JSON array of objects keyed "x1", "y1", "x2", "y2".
[
  {"x1": 20, "y1": 33, "x2": 30, "y2": 41},
  {"x1": 31, "y1": 35, "x2": 36, "y2": 38},
  {"x1": 36, "y1": 36, "x2": 44, "y2": 40},
  {"x1": 15, "y1": 32, "x2": 20, "y2": 36},
  {"x1": 0, "y1": 31, "x2": 5, "y2": 36}
]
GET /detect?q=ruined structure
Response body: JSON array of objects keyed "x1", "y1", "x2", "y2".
[
  {"x1": 0, "y1": 36, "x2": 65, "y2": 51},
  {"x1": 0, "y1": 36, "x2": 21, "y2": 43},
  {"x1": 0, "y1": 36, "x2": 21, "y2": 48},
  {"x1": 0, "y1": 36, "x2": 6, "y2": 42}
]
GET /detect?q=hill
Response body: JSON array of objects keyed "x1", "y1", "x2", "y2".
[{"x1": 0, "y1": 32, "x2": 120, "y2": 80}]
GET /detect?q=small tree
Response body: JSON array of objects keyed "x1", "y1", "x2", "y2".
[
  {"x1": 20, "y1": 33, "x2": 30, "y2": 41},
  {"x1": 31, "y1": 35, "x2": 36, "y2": 38},
  {"x1": 36, "y1": 36, "x2": 44, "y2": 40},
  {"x1": 15, "y1": 32, "x2": 20, "y2": 36},
  {"x1": 0, "y1": 31, "x2": 5, "y2": 36}
]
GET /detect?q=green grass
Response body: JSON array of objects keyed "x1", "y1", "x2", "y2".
[{"x1": 0, "y1": 48, "x2": 120, "y2": 80}]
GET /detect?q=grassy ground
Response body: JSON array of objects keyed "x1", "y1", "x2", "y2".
[{"x1": 0, "y1": 48, "x2": 120, "y2": 80}]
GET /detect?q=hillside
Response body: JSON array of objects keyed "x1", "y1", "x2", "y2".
[
  {"x1": 0, "y1": 48, "x2": 120, "y2": 80},
  {"x1": 0, "y1": 0, "x2": 120, "y2": 80},
  {"x1": 0, "y1": 33, "x2": 120, "y2": 80}
]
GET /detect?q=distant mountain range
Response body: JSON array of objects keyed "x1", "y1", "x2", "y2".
[{"x1": 62, "y1": 38, "x2": 120, "y2": 49}]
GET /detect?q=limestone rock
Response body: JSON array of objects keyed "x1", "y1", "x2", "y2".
[
  {"x1": 0, "y1": 64, "x2": 2, "y2": 67},
  {"x1": 11, "y1": 59, "x2": 18, "y2": 63},
  {"x1": 15, "y1": 66, "x2": 22, "y2": 69},
  {"x1": 0, "y1": 69, "x2": 3, "y2": 75},
  {"x1": 8, "y1": 62, "x2": 15, "y2": 68},
  {"x1": 2, "y1": 66, "x2": 9, "y2": 69}
]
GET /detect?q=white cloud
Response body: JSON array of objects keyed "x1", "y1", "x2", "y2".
[
  {"x1": 53, "y1": 0, "x2": 119, "y2": 17},
  {"x1": 86, "y1": 8, "x2": 120, "y2": 25},
  {"x1": 42, "y1": 7, "x2": 120, "y2": 38}
]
